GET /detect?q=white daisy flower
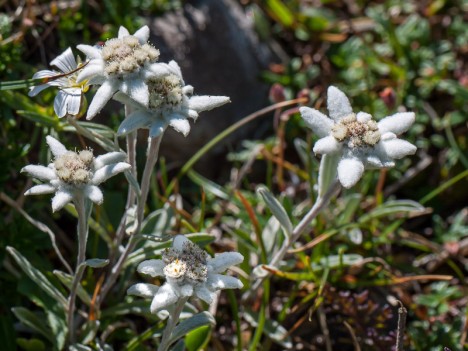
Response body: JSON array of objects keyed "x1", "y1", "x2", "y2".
[
  {"x1": 128, "y1": 235, "x2": 244, "y2": 313},
  {"x1": 114, "y1": 60, "x2": 230, "y2": 138},
  {"x1": 28, "y1": 47, "x2": 89, "y2": 118},
  {"x1": 76, "y1": 25, "x2": 170, "y2": 120},
  {"x1": 21, "y1": 136, "x2": 131, "y2": 212},
  {"x1": 300, "y1": 86, "x2": 417, "y2": 188}
]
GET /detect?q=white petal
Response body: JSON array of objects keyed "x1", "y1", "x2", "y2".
[
  {"x1": 54, "y1": 89, "x2": 81, "y2": 118},
  {"x1": 137, "y1": 259, "x2": 165, "y2": 277},
  {"x1": 51, "y1": 190, "x2": 74, "y2": 212},
  {"x1": 94, "y1": 152, "x2": 127, "y2": 169},
  {"x1": 180, "y1": 284, "x2": 194, "y2": 297},
  {"x1": 208, "y1": 252, "x2": 244, "y2": 273},
  {"x1": 92, "y1": 162, "x2": 131, "y2": 185},
  {"x1": 381, "y1": 139, "x2": 417, "y2": 159},
  {"x1": 194, "y1": 286, "x2": 215, "y2": 304},
  {"x1": 127, "y1": 283, "x2": 159, "y2": 298},
  {"x1": 117, "y1": 111, "x2": 152, "y2": 136},
  {"x1": 207, "y1": 273, "x2": 243, "y2": 290},
  {"x1": 378, "y1": 112, "x2": 415, "y2": 135},
  {"x1": 133, "y1": 25, "x2": 150, "y2": 43},
  {"x1": 145, "y1": 63, "x2": 172, "y2": 79},
  {"x1": 300, "y1": 107, "x2": 333, "y2": 137},
  {"x1": 77, "y1": 61, "x2": 104, "y2": 83},
  {"x1": 182, "y1": 85, "x2": 194, "y2": 95},
  {"x1": 24, "y1": 184, "x2": 56, "y2": 196},
  {"x1": 186, "y1": 109, "x2": 198, "y2": 120},
  {"x1": 87, "y1": 81, "x2": 117, "y2": 120},
  {"x1": 337, "y1": 158, "x2": 364, "y2": 188},
  {"x1": 168, "y1": 60, "x2": 183, "y2": 79},
  {"x1": 51, "y1": 47, "x2": 77, "y2": 73},
  {"x1": 113, "y1": 91, "x2": 139, "y2": 107},
  {"x1": 118, "y1": 26, "x2": 130, "y2": 38},
  {"x1": 28, "y1": 84, "x2": 51, "y2": 97},
  {"x1": 84, "y1": 185, "x2": 103, "y2": 204},
  {"x1": 172, "y1": 235, "x2": 191, "y2": 251},
  {"x1": 120, "y1": 79, "x2": 149, "y2": 106},
  {"x1": 63, "y1": 88, "x2": 82, "y2": 116},
  {"x1": 356, "y1": 112, "x2": 372, "y2": 123},
  {"x1": 150, "y1": 283, "x2": 178, "y2": 313},
  {"x1": 188, "y1": 96, "x2": 230, "y2": 112},
  {"x1": 46, "y1": 136, "x2": 68, "y2": 157},
  {"x1": 149, "y1": 119, "x2": 166, "y2": 138},
  {"x1": 168, "y1": 114, "x2": 190, "y2": 136},
  {"x1": 313, "y1": 136, "x2": 342, "y2": 155},
  {"x1": 327, "y1": 86, "x2": 353, "y2": 122},
  {"x1": 77, "y1": 44, "x2": 102, "y2": 60},
  {"x1": 32, "y1": 69, "x2": 60, "y2": 80},
  {"x1": 21, "y1": 165, "x2": 56, "y2": 181}
]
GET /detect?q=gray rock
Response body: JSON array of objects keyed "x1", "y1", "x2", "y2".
[{"x1": 147, "y1": 0, "x2": 277, "y2": 176}]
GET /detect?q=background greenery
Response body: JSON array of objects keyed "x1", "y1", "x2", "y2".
[{"x1": 0, "y1": 0, "x2": 467, "y2": 350}]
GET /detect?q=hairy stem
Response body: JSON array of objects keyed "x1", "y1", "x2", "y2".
[
  {"x1": 68, "y1": 194, "x2": 89, "y2": 344},
  {"x1": 248, "y1": 180, "x2": 341, "y2": 295},
  {"x1": 158, "y1": 297, "x2": 188, "y2": 351},
  {"x1": 98, "y1": 136, "x2": 162, "y2": 306}
]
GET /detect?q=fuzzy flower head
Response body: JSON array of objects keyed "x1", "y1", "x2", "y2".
[
  {"x1": 21, "y1": 136, "x2": 131, "y2": 212},
  {"x1": 115, "y1": 60, "x2": 230, "y2": 138},
  {"x1": 128, "y1": 235, "x2": 244, "y2": 313},
  {"x1": 28, "y1": 48, "x2": 89, "y2": 118},
  {"x1": 76, "y1": 25, "x2": 167, "y2": 120},
  {"x1": 301, "y1": 86, "x2": 417, "y2": 188}
]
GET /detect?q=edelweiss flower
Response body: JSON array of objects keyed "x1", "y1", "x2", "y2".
[
  {"x1": 114, "y1": 60, "x2": 230, "y2": 138},
  {"x1": 28, "y1": 47, "x2": 89, "y2": 118},
  {"x1": 128, "y1": 235, "x2": 243, "y2": 313},
  {"x1": 22, "y1": 136, "x2": 131, "y2": 212},
  {"x1": 301, "y1": 86, "x2": 417, "y2": 188},
  {"x1": 76, "y1": 25, "x2": 169, "y2": 120}
]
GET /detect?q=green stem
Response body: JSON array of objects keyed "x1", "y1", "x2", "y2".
[
  {"x1": 248, "y1": 280, "x2": 270, "y2": 351},
  {"x1": 158, "y1": 297, "x2": 188, "y2": 351},
  {"x1": 419, "y1": 169, "x2": 468, "y2": 205},
  {"x1": 67, "y1": 194, "x2": 89, "y2": 344}
]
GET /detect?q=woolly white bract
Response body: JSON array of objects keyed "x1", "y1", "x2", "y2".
[
  {"x1": 21, "y1": 136, "x2": 131, "y2": 212},
  {"x1": 301, "y1": 86, "x2": 417, "y2": 188},
  {"x1": 77, "y1": 25, "x2": 168, "y2": 120},
  {"x1": 114, "y1": 60, "x2": 230, "y2": 138},
  {"x1": 128, "y1": 235, "x2": 243, "y2": 313},
  {"x1": 28, "y1": 47, "x2": 88, "y2": 118}
]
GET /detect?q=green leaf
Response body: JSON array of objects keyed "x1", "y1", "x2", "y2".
[
  {"x1": 16, "y1": 338, "x2": 46, "y2": 351},
  {"x1": 257, "y1": 185, "x2": 293, "y2": 237},
  {"x1": 169, "y1": 312, "x2": 216, "y2": 345},
  {"x1": 244, "y1": 310, "x2": 293, "y2": 349},
  {"x1": 82, "y1": 258, "x2": 109, "y2": 268},
  {"x1": 53, "y1": 270, "x2": 92, "y2": 306},
  {"x1": 265, "y1": 0, "x2": 294, "y2": 28},
  {"x1": 80, "y1": 320, "x2": 100, "y2": 345},
  {"x1": 188, "y1": 170, "x2": 230, "y2": 200},
  {"x1": 7, "y1": 247, "x2": 67, "y2": 308},
  {"x1": 359, "y1": 200, "x2": 425, "y2": 222},
  {"x1": 141, "y1": 206, "x2": 174, "y2": 237},
  {"x1": 185, "y1": 325, "x2": 211, "y2": 351},
  {"x1": 312, "y1": 254, "x2": 364, "y2": 270},
  {"x1": 11, "y1": 308, "x2": 53, "y2": 343}
]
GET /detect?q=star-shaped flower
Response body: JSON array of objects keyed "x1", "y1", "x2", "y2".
[
  {"x1": 22, "y1": 136, "x2": 131, "y2": 212},
  {"x1": 28, "y1": 47, "x2": 89, "y2": 118},
  {"x1": 301, "y1": 86, "x2": 417, "y2": 188},
  {"x1": 76, "y1": 25, "x2": 169, "y2": 120},
  {"x1": 114, "y1": 60, "x2": 230, "y2": 138},
  {"x1": 128, "y1": 235, "x2": 243, "y2": 313}
]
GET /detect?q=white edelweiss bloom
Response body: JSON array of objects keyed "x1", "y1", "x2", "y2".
[
  {"x1": 128, "y1": 235, "x2": 244, "y2": 313},
  {"x1": 114, "y1": 60, "x2": 230, "y2": 138},
  {"x1": 21, "y1": 136, "x2": 131, "y2": 212},
  {"x1": 300, "y1": 86, "x2": 417, "y2": 188},
  {"x1": 76, "y1": 25, "x2": 170, "y2": 120},
  {"x1": 28, "y1": 47, "x2": 89, "y2": 118}
]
